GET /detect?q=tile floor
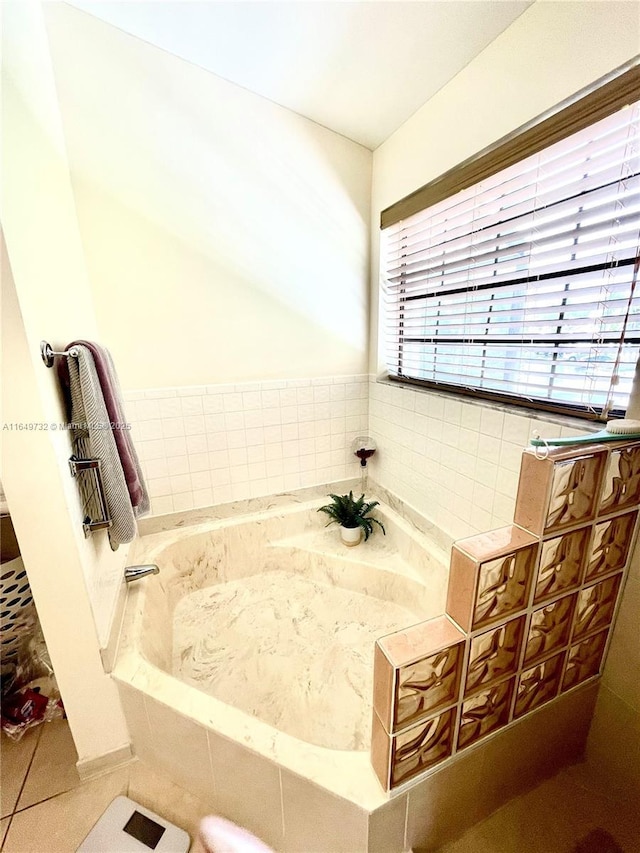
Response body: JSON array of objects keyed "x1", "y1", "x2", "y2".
[
  {"x1": 433, "y1": 763, "x2": 639, "y2": 853},
  {"x1": 1, "y1": 719, "x2": 638, "y2": 852},
  {"x1": 0, "y1": 719, "x2": 211, "y2": 853}
]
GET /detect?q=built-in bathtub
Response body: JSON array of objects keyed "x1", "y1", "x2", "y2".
[{"x1": 112, "y1": 486, "x2": 599, "y2": 852}]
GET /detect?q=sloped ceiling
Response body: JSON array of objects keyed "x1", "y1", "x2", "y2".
[{"x1": 64, "y1": 1, "x2": 533, "y2": 149}]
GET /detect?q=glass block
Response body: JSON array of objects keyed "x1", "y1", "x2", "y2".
[
  {"x1": 599, "y1": 444, "x2": 640, "y2": 515},
  {"x1": 473, "y1": 547, "x2": 536, "y2": 630},
  {"x1": 546, "y1": 456, "x2": 606, "y2": 532},
  {"x1": 573, "y1": 574, "x2": 622, "y2": 641},
  {"x1": 514, "y1": 651, "x2": 565, "y2": 718},
  {"x1": 465, "y1": 616, "x2": 525, "y2": 697},
  {"x1": 523, "y1": 594, "x2": 576, "y2": 666},
  {"x1": 514, "y1": 447, "x2": 607, "y2": 536},
  {"x1": 585, "y1": 511, "x2": 637, "y2": 581},
  {"x1": 448, "y1": 527, "x2": 538, "y2": 632},
  {"x1": 374, "y1": 617, "x2": 465, "y2": 733},
  {"x1": 562, "y1": 629, "x2": 609, "y2": 691},
  {"x1": 533, "y1": 527, "x2": 589, "y2": 604},
  {"x1": 457, "y1": 678, "x2": 514, "y2": 750},
  {"x1": 391, "y1": 708, "x2": 455, "y2": 788},
  {"x1": 371, "y1": 707, "x2": 455, "y2": 790}
]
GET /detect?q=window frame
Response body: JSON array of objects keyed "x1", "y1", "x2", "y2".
[{"x1": 380, "y1": 61, "x2": 640, "y2": 422}]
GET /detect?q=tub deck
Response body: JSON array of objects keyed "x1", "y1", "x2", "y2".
[{"x1": 113, "y1": 491, "x2": 449, "y2": 811}]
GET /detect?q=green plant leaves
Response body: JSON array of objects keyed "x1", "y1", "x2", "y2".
[{"x1": 317, "y1": 492, "x2": 386, "y2": 539}]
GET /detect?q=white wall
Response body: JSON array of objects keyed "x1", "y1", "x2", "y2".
[
  {"x1": 1, "y1": 2, "x2": 129, "y2": 764},
  {"x1": 43, "y1": 2, "x2": 372, "y2": 392}
]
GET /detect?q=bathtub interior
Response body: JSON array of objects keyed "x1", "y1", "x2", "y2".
[{"x1": 135, "y1": 499, "x2": 448, "y2": 667}]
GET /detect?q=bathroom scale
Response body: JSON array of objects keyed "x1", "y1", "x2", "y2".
[{"x1": 76, "y1": 795, "x2": 190, "y2": 852}]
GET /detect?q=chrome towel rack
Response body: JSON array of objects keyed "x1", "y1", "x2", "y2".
[
  {"x1": 40, "y1": 340, "x2": 112, "y2": 538},
  {"x1": 40, "y1": 340, "x2": 79, "y2": 368}
]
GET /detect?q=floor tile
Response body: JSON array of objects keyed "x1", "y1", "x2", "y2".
[
  {"x1": 434, "y1": 765, "x2": 639, "y2": 853},
  {"x1": 0, "y1": 728, "x2": 41, "y2": 818},
  {"x1": 2, "y1": 767, "x2": 129, "y2": 853},
  {"x1": 17, "y1": 719, "x2": 80, "y2": 810}
]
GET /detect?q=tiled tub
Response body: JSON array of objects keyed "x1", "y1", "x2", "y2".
[{"x1": 112, "y1": 487, "x2": 604, "y2": 851}]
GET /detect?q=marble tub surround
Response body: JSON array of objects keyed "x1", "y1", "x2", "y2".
[
  {"x1": 123, "y1": 375, "x2": 368, "y2": 516},
  {"x1": 371, "y1": 439, "x2": 639, "y2": 792},
  {"x1": 137, "y1": 480, "x2": 361, "y2": 536},
  {"x1": 112, "y1": 481, "x2": 618, "y2": 849},
  {"x1": 113, "y1": 492, "x2": 450, "y2": 814},
  {"x1": 173, "y1": 570, "x2": 420, "y2": 750}
]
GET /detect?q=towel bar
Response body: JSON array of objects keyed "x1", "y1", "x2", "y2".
[
  {"x1": 40, "y1": 340, "x2": 79, "y2": 368},
  {"x1": 41, "y1": 339, "x2": 113, "y2": 538},
  {"x1": 69, "y1": 452, "x2": 113, "y2": 538}
]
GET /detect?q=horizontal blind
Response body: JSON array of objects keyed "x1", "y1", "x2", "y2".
[{"x1": 382, "y1": 100, "x2": 640, "y2": 418}]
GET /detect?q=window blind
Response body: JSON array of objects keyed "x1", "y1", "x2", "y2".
[{"x1": 382, "y1": 97, "x2": 640, "y2": 419}]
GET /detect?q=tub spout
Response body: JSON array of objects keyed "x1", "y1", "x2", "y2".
[{"x1": 124, "y1": 564, "x2": 159, "y2": 583}]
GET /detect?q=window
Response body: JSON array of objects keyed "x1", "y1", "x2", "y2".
[{"x1": 381, "y1": 66, "x2": 640, "y2": 419}]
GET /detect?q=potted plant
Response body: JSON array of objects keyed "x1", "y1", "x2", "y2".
[{"x1": 317, "y1": 491, "x2": 386, "y2": 547}]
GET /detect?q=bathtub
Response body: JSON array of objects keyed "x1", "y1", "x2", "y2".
[{"x1": 112, "y1": 488, "x2": 450, "y2": 847}]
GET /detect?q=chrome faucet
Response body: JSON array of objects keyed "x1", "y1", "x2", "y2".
[{"x1": 124, "y1": 564, "x2": 160, "y2": 583}]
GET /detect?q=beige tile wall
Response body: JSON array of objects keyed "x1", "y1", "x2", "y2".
[
  {"x1": 124, "y1": 376, "x2": 368, "y2": 515},
  {"x1": 367, "y1": 378, "x2": 594, "y2": 542}
]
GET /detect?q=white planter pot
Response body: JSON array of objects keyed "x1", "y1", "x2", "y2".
[{"x1": 340, "y1": 526, "x2": 362, "y2": 547}]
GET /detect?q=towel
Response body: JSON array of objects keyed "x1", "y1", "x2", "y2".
[
  {"x1": 194, "y1": 817, "x2": 274, "y2": 853},
  {"x1": 69, "y1": 340, "x2": 149, "y2": 516},
  {"x1": 65, "y1": 345, "x2": 138, "y2": 546}
]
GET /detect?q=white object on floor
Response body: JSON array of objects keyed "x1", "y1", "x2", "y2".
[
  {"x1": 196, "y1": 816, "x2": 274, "y2": 853},
  {"x1": 76, "y1": 795, "x2": 190, "y2": 852}
]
